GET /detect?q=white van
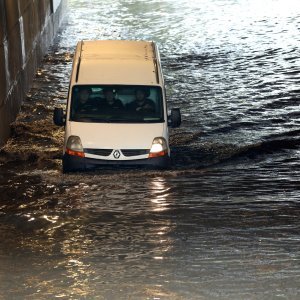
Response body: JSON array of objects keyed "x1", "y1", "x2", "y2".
[{"x1": 54, "y1": 40, "x2": 181, "y2": 172}]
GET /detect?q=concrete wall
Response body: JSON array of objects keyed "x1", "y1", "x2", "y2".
[{"x1": 0, "y1": 0, "x2": 66, "y2": 145}]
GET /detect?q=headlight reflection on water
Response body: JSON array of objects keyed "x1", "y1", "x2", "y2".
[
  {"x1": 149, "y1": 177, "x2": 171, "y2": 212},
  {"x1": 148, "y1": 177, "x2": 176, "y2": 260}
]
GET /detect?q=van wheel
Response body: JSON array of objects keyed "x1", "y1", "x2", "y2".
[{"x1": 62, "y1": 159, "x2": 70, "y2": 174}]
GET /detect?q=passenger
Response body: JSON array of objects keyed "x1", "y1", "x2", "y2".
[
  {"x1": 75, "y1": 87, "x2": 95, "y2": 113},
  {"x1": 101, "y1": 87, "x2": 124, "y2": 110},
  {"x1": 127, "y1": 88, "x2": 155, "y2": 113}
]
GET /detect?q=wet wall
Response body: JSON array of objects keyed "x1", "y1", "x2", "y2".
[{"x1": 0, "y1": 0, "x2": 66, "y2": 145}]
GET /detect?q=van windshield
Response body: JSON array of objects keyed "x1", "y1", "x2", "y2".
[{"x1": 70, "y1": 85, "x2": 164, "y2": 123}]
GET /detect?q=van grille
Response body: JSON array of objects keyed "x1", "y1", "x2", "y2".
[
  {"x1": 84, "y1": 149, "x2": 113, "y2": 156},
  {"x1": 121, "y1": 149, "x2": 149, "y2": 157}
]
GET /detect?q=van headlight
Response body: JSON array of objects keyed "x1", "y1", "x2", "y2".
[
  {"x1": 65, "y1": 135, "x2": 85, "y2": 158},
  {"x1": 149, "y1": 137, "x2": 168, "y2": 158}
]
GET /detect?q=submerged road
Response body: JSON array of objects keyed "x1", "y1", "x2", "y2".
[{"x1": 0, "y1": 0, "x2": 300, "y2": 299}]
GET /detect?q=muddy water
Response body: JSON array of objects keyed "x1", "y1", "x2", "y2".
[{"x1": 1, "y1": 0, "x2": 300, "y2": 299}]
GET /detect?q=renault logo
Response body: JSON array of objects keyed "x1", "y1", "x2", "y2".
[{"x1": 113, "y1": 150, "x2": 120, "y2": 159}]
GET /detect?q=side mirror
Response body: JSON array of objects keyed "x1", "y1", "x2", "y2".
[
  {"x1": 168, "y1": 108, "x2": 181, "y2": 128},
  {"x1": 53, "y1": 107, "x2": 65, "y2": 126}
]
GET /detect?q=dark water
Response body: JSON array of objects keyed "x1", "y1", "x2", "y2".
[{"x1": 1, "y1": 0, "x2": 300, "y2": 299}]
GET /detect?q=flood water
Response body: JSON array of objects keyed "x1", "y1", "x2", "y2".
[{"x1": 1, "y1": 0, "x2": 300, "y2": 299}]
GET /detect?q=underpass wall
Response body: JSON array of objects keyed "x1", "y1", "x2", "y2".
[{"x1": 0, "y1": 0, "x2": 66, "y2": 145}]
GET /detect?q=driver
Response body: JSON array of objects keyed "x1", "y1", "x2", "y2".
[{"x1": 126, "y1": 88, "x2": 155, "y2": 113}]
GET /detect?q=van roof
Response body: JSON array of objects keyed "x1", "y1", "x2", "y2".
[{"x1": 73, "y1": 40, "x2": 162, "y2": 86}]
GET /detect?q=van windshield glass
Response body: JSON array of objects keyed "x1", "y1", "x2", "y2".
[{"x1": 70, "y1": 85, "x2": 164, "y2": 123}]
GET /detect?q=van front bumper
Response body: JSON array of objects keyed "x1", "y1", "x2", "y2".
[{"x1": 62, "y1": 154, "x2": 170, "y2": 172}]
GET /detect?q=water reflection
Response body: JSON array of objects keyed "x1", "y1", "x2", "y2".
[
  {"x1": 4, "y1": 174, "x2": 179, "y2": 295},
  {"x1": 149, "y1": 177, "x2": 171, "y2": 212}
]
